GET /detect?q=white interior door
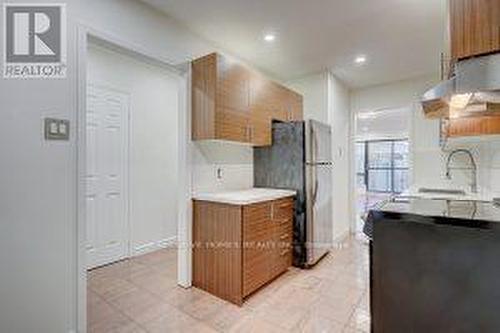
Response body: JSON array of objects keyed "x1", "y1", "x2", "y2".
[{"x1": 86, "y1": 84, "x2": 129, "y2": 270}]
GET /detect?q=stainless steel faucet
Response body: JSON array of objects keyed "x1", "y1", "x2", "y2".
[{"x1": 445, "y1": 149, "x2": 478, "y2": 193}]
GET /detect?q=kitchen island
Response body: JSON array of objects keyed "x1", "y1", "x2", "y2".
[{"x1": 367, "y1": 198, "x2": 500, "y2": 333}]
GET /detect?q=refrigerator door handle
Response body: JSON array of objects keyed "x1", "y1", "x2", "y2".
[
  {"x1": 312, "y1": 175, "x2": 319, "y2": 206},
  {"x1": 312, "y1": 123, "x2": 319, "y2": 164}
]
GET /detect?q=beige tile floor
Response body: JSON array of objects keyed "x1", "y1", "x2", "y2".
[{"x1": 88, "y1": 237, "x2": 370, "y2": 333}]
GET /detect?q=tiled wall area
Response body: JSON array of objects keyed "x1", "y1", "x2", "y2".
[
  {"x1": 413, "y1": 138, "x2": 500, "y2": 197},
  {"x1": 478, "y1": 141, "x2": 500, "y2": 195}
]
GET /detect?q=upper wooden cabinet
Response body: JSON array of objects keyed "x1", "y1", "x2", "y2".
[
  {"x1": 192, "y1": 53, "x2": 303, "y2": 146},
  {"x1": 450, "y1": 0, "x2": 500, "y2": 61},
  {"x1": 443, "y1": 114, "x2": 500, "y2": 137}
]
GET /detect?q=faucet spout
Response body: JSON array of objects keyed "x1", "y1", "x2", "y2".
[{"x1": 445, "y1": 149, "x2": 478, "y2": 193}]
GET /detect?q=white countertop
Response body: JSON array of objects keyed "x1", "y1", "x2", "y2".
[
  {"x1": 192, "y1": 188, "x2": 296, "y2": 205},
  {"x1": 399, "y1": 186, "x2": 494, "y2": 203}
]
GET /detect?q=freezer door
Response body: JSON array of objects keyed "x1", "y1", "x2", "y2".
[
  {"x1": 306, "y1": 119, "x2": 332, "y2": 164},
  {"x1": 306, "y1": 163, "x2": 333, "y2": 266}
]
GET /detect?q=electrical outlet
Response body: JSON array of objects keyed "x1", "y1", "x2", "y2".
[{"x1": 216, "y1": 167, "x2": 223, "y2": 180}]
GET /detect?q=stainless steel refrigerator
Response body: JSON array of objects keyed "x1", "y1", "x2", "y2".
[{"x1": 254, "y1": 119, "x2": 333, "y2": 268}]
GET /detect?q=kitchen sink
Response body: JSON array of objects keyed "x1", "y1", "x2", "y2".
[{"x1": 418, "y1": 188, "x2": 467, "y2": 196}]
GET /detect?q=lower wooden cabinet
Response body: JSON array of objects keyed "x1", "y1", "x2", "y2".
[{"x1": 193, "y1": 197, "x2": 294, "y2": 305}]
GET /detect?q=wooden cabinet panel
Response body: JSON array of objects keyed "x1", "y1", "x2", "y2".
[
  {"x1": 217, "y1": 57, "x2": 251, "y2": 143},
  {"x1": 249, "y1": 74, "x2": 272, "y2": 146},
  {"x1": 447, "y1": 117, "x2": 486, "y2": 137},
  {"x1": 192, "y1": 201, "x2": 243, "y2": 305},
  {"x1": 192, "y1": 53, "x2": 303, "y2": 145},
  {"x1": 242, "y1": 202, "x2": 273, "y2": 296},
  {"x1": 289, "y1": 91, "x2": 304, "y2": 121},
  {"x1": 192, "y1": 54, "x2": 217, "y2": 140},
  {"x1": 193, "y1": 197, "x2": 294, "y2": 305},
  {"x1": 484, "y1": 116, "x2": 500, "y2": 134},
  {"x1": 450, "y1": 0, "x2": 500, "y2": 60},
  {"x1": 445, "y1": 115, "x2": 500, "y2": 137}
]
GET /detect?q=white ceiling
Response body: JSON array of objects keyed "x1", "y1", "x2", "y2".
[{"x1": 143, "y1": 0, "x2": 446, "y2": 88}]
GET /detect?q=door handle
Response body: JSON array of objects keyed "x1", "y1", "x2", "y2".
[{"x1": 312, "y1": 177, "x2": 319, "y2": 206}]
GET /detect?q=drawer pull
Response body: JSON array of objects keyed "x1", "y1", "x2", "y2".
[
  {"x1": 280, "y1": 249, "x2": 290, "y2": 256},
  {"x1": 279, "y1": 233, "x2": 289, "y2": 240}
]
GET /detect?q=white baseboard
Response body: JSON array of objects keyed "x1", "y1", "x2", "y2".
[
  {"x1": 332, "y1": 229, "x2": 351, "y2": 245},
  {"x1": 132, "y1": 236, "x2": 177, "y2": 257}
]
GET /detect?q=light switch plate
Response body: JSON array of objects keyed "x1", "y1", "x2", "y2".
[{"x1": 44, "y1": 118, "x2": 70, "y2": 140}]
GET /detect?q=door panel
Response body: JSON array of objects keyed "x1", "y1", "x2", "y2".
[
  {"x1": 450, "y1": 0, "x2": 500, "y2": 60},
  {"x1": 307, "y1": 120, "x2": 333, "y2": 163},
  {"x1": 86, "y1": 85, "x2": 129, "y2": 269},
  {"x1": 306, "y1": 164, "x2": 333, "y2": 265},
  {"x1": 217, "y1": 57, "x2": 250, "y2": 142}
]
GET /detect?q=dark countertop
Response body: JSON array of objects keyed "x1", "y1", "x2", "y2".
[
  {"x1": 368, "y1": 197, "x2": 500, "y2": 332},
  {"x1": 364, "y1": 198, "x2": 500, "y2": 238}
]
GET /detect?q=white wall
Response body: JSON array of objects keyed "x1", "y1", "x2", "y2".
[
  {"x1": 286, "y1": 71, "x2": 352, "y2": 242},
  {"x1": 87, "y1": 43, "x2": 179, "y2": 256},
  {"x1": 286, "y1": 72, "x2": 329, "y2": 123},
  {"x1": 191, "y1": 141, "x2": 253, "y2": 193},
  {"x1": 351, "y1": 74, "x2": 440, "y2": 188},
  {"x1": 328, "y1": 73, "x2": 352, "y2": 241},
  {"x1": 0, "y1": 0, "x2": 248, "y2": 332}
]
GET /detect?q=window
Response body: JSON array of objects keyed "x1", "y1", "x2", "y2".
[
  {"x1": 355, "y1": 142, "x2": 366, "y2": 189},
  {"x1": 356, "y1": 139, "x2": 409, "y2": 194}
]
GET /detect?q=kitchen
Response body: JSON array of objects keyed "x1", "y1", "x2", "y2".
[{"x1": 1, "y1": 0, "x2": 500, "y2": 333}]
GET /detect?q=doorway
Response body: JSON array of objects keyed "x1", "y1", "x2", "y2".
[
  {"x1": 79, "y1": 32, "x2": 188, "y2": 332},
  {"x1": 353, "y1": 107, "x2": 411, "y2": 235}
]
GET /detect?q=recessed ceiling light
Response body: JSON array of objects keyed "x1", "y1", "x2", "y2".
[
  {"x1": 355, "y1": 55, "x2": 367, "y2": 64},
  {"x1": 263, "y1": 33, "x2": 276, "y2": 42}
]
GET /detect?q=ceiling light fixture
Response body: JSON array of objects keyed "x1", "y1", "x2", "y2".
[
  {"x1": 263, "y1": 33, "x2": 276, "y2": 42},
  {"x1": 355, "y1": 55, "x2": 367, "y2": 65}
]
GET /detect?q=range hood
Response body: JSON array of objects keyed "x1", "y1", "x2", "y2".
[{"x1": 422, "y1": 53, "x2": 500, "y2": 118}]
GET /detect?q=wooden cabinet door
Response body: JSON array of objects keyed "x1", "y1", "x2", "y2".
[
  {"x1": 242, "y1": 202, "x2": 273, "y2": 297},
  {"x1": 267, "y1": 83, "x2": 289, "y2": 121},
  {"x1": 447, "y1": 117, "x2": 487, "y2": 137},
  {"x1": 249, "y1": 74, "x2": 272, "y2": 146},
  {"x1": 450, "y1": 0, "x2": 500, "y2": 60},
  {"x1": 216, "y1": 56, "x2": 251, "y2": 143},
  {"x1": 484, "y1": 115, "x2": 500, "y2": 134},
  {"x1": 192, "y1": 54, "x2": 217, "y2": 140},
  {"x1": 192, "y1": 201, "x2": 243, "y2": 305}
]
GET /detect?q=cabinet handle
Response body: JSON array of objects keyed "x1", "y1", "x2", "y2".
[
  {"x1": 270, "y1": 204, "x2": 274, "y2": 220},
  {"x1": 246, "y1": 125, "x2": 251, "y2": 141}
]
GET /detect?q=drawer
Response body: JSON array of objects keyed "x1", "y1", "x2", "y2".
[
  {"x1": 243, "y1": 202, "x2": 272, "y2": 240},
  {"x1": 272, "y1": 198, "x2": 294, "y2": 221},
  {"x1": 270, "y1": 248, "x2": 292, "y2": 278},
  {"x1": 243, "y1": 246, "x2": 270, "y2": 296}
]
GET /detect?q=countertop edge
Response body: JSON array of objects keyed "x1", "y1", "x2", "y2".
[{"x1": 192, "y1": 192, "x2": 296, "y2": 206}]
